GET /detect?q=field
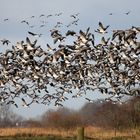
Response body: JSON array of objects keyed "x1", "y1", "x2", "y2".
[{"x1": 0, "y1": 126, "x2": 140, "y2": 140}]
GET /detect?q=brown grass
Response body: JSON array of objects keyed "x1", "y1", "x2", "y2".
[
  {"x1": 0, "y1": 127, "x2": 76, "y2": 137},
  {"x1": 0, "y1": 126, "x2": 139, "y2": 139},
  {"x1": 85, "y1": 126, "x2": 138, "y2": 139}
]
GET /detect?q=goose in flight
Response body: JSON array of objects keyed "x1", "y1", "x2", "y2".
[
  {"x1": 125, "y1": 11, "x2": 131, "y2": 15},
  {"x1": 109, "y1": 13, "x2": 113, "y2": 15},
  {"x1": 39, "y1": 14, "x2": 45, "y2": 18},
  {"x1": 21, "y1": 98, "x2": 31, "y2": 107},
  {"x1": 21, "y1": 20, "x2": 29, "y2": 25},
  {"x1": 28, "y1": 31, "x2": 42, "y2": 37},
  {"x1": 85, "y1": 97, "x2": 94, "y2": 103},
  {"x1": 4, "y1": 18, "x2": 9, "y2": 21},
  {"x1": 95, "y1": 22, "x2": 109, "y2": 34},
  {"x1": 1, "y1": 39, "x2": 11, "y2": 45},
  {"x1": 66, "y1": 30, "x2": 76, "y2": 36}
]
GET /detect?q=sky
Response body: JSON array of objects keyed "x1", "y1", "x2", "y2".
[{"x1": 0, "y1": 0, "x2": 140, "y2": 119}]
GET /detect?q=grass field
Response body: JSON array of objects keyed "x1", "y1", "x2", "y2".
[
  {"x1": 0, "y1": 126, "x2": 140, "y2": 140},
  {"x1": 0, "y1": 136, "x2": 139, "y2": 140}
]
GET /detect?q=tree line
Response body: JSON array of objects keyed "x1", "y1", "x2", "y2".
[{"x1": 0, "y1": 96, "x2": 140, "y2": 130}]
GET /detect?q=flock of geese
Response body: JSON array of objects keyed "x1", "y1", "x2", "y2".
[
  {"x1": 0, "y1": 12, "x2": 140, "y2": 107},
  {"x1": 1, "y1": 12, "x2": 80, "y2": 31}
]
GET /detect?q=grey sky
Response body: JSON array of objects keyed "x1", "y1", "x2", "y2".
[{"x1": 0, "y1": 0, "x2": 140, "y2": 118}]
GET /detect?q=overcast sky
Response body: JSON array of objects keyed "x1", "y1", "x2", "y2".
[{"x1": 0, "y1": 0, "x2": 140, "y2": 119}]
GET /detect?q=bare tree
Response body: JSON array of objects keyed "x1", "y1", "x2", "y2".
[
  {"x1": 41, "y1": 107, "x2": 82, "y2": 129},
  {"x1": 79, "y1": 102, "x2": 101, "y2": 125},
  {"x1": 0, "y1": 104, "x2": 11, "y2": 127},
  {"x1": 0, "y1": 103, "x2": 23, "y2": 127},
  {"x1": 125, "y1": 97, "x2": 140, "y2": 128}
]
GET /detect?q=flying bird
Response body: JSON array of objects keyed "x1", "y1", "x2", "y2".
[
  {"x1": 28, "y1": 31, "x2": 38, "y2": 36},
  {"x1": 28, "y1": 31, "x2": 42, "y2": 37},
  {"x1": 21, "y1": 98, "x2": 31, "y2": 107},
  {"x1": 30, "y1": 16, "x2": 35, "y2": 18},
  {"x1": 39, "y1": 14, "x2": 45, "y2": 17},
  {"x1": 95, "y1": 22, "x2": 110, "y2": 34},
  {"x1": 70, "y1": 15, "x2": 76, "y2": 19},
  {"x1": 1, "y1": 39, "x2": 11, "y2": 45},
  {"x1": 125, "y1": 11, "x2": 131, "y2": 15},
  {"x1": 101, "y1": 37, "x2": 110, "y2": 46},
  {"x1": 66, "y1": 30, "x2": 76, "y2": 36},
  {"x1": 21, "y1": 20, "x2": 29, "y2": 25},
  {"x1": 47, "y1": 14, "x2": 53, "y2": 18},
  {"x1": 85, "y1": 98, "x2": 94, "y2": 103},
  {"x1": 109, "y1": 13, "x2": 113, "y2": 15},
  {"x1": 55, "y1": 12, "x2": 63, "y2": 16},
  {"x1": 4, "y1": 18, "x2": 9, "y2": 21}
]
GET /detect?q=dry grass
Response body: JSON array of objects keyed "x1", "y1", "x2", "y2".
[
  {"x1": 0, "y1": 126, "x2": 139, "y2": 139},
  {"x1": 0, "y1": 127, "x2": 76, "y2": 137},
  {"x1": 85, "y1": 126, "x2": 138, "y2": 139}
]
